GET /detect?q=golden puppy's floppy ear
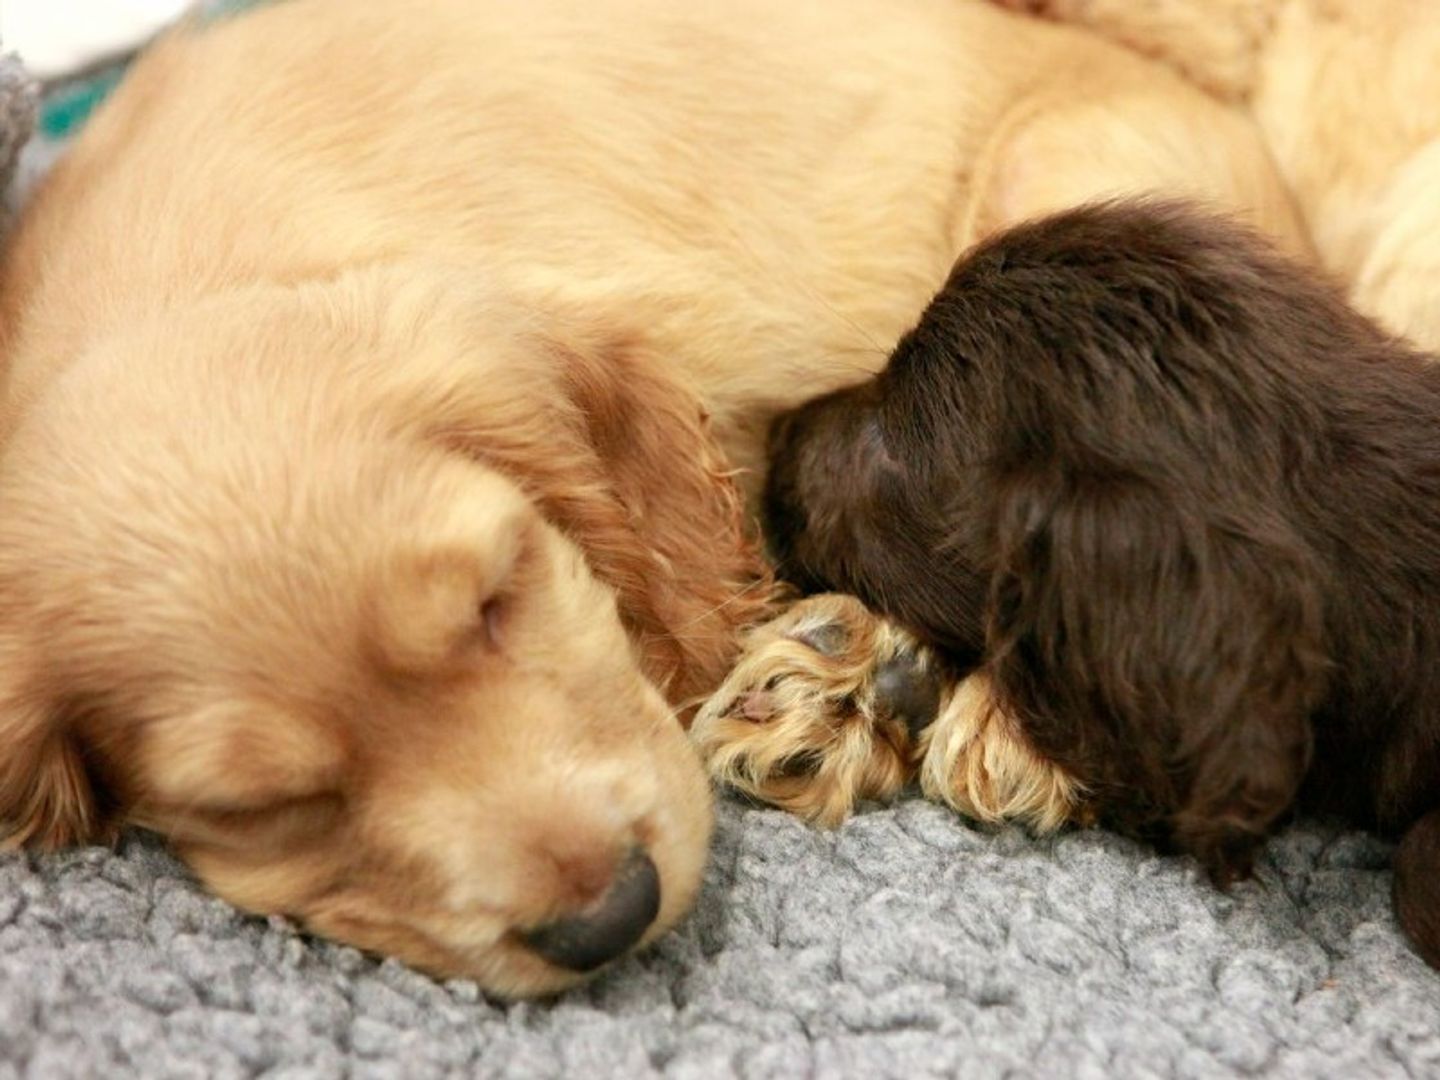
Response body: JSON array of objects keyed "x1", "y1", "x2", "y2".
[
  {"x1": 0, "y1": 654, "x2": 105, "y2": 850},
  {"x1": 424, "y1": 311, "x2": 773, "y2": 706},
  {"x1": 546, "y1": 327, "x2": 773, "y2": 701},
  {"x1": 347, "y1": 265, "x2": 772, "y2": 704}
]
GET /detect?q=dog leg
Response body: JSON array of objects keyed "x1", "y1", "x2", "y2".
[
  {"x1": 1393, "y1": 807, "x2": 1440, "y2": 968},
  {"x1": 957, "y1": 27, "x2": 1310, "y2": 263},
  {"x1": 916, "y1": 671, "x2": 1086, "y2": 834},
  {"x1": 989, "y1": 0, "x2": 1268, "y2": 104},
  {"x1": 693, "y1": 594, "x2": 1085, "y2": 831},
  {"x1": 691, "y1": 594, "x2": 943, "y2": 826}
]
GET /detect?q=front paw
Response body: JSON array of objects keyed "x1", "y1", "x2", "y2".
[
  {"x1": 916, "y1": 672, "x2": 1084, "y2": 833},
  {"x1": 691, "y1": 594, "x2": 944, "y2": 826},
  {"x1": 1172, "y1": 816, "x2": 1266, "y2": 888}
]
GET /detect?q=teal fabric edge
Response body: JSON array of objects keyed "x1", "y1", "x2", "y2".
[
  {"x1": 37, "y1": 0, "x2": 268, "y2": 139},
  {"x1": 39, "y1": 66, "x2": 127, "y2": 138}
]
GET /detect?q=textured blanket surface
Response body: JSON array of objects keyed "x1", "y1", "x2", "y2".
[
  {"x1": 3, "y1": 800, "x2": 1439, "y2": 1078},
  {"x1": 0, "y1": 55, "x2": 38, "y2": 218},
  {"x1": 2, "y1": 42, "x2": 1440, "y2": 1080}
]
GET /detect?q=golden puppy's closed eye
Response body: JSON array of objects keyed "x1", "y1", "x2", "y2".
[
  {"x1": 365, "y1": 506, "x2": 533, "y2": 679},
  {"x1": 134, "y1": 702, "x2": 347, "y2": 820}
]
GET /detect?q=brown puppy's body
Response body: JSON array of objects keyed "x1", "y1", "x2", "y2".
[
  {"x1": 997, "y1": 0, "x2": 1440, "y2": 351},
  {"x1": 0, "y1": 0, "x2": 1307, "y2": 994},
  {"x1": 743, "y1": 202, "x2": 1440, "y2": 970}
]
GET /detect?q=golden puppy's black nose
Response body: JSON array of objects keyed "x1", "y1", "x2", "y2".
[{"x1": 522, "y1": 849, "x2": 661, "y2": 972}]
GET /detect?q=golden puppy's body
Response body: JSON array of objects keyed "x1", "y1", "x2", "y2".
[
  {"x1": 0, "y1": 0, "x2": 1305, "y2": 995},
  {"x1": 1001, "y1": 0, "x2": 1440, "y2": 350}
]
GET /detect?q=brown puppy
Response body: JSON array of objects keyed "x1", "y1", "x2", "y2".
[
  {"x1": 0, "y1": 0, "x2": 1308, "y2": 995},
  {"x1": 993, "y1": 0, "x2": 1440, "y2": 351},
  {"x1": 710, "y1": 201, "x2": 1440, "y2": 970}
]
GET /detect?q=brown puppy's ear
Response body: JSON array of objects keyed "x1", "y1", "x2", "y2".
[
  {"x1": 0, "y1": 666, "x2": 103, "y2": 850},
  {"x1": 983, "y1": 467, "x2": 1325, "y2": 883}
]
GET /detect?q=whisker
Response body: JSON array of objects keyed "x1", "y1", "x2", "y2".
[{"x1": 672, "y1": 575, "x2": 777, "y2": 633}]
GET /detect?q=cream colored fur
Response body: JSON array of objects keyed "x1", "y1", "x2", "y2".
[
  {"x1": 1000, "y1": 0, "x2": 1440, "y2": 350},
  {"x1": 0, "y1": 0, "x2": 1305, "y2": 994}
]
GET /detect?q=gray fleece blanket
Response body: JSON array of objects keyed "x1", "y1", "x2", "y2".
[
  {"x1": 0, "y1": 55, "x2": 37, "y2": 224},
  {"x1": 4, "y1": 806, "x2": 1439, "y2": 1077},
  {"x1": 2, "y1": 53, "x2": 1439, "y2": 1080}
]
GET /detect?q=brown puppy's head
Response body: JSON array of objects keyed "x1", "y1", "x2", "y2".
[
  {"x1": 764, "y1": 202, "x2": 1380, "y2": 877},
  {"x1": 762, "y1": 378, "x2": 990, "y2": 666},
  {"x1": 0, "y1": 266, "x2": 764, "y2": 996}
]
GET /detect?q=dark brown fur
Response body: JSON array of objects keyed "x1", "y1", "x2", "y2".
[{"x1": 763, "y1": 201, "x2": 1440, "y2": 968}]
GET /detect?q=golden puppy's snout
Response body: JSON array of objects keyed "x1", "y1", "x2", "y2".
[{"x1": 519, "y1": 846, "x2": 662, "y2": 972}]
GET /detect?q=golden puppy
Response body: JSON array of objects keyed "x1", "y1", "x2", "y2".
[
  {"x1": 0, "y1": 0, "x2": 1305, "y2": 996},
  {"x1": 997, "y1": 0, "x2": 1440, "y2": 350}
]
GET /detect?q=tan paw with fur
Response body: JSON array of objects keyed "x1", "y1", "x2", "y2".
[
  {"x1": 917, "y1": 672, "x2": 1085, "y2": 833},
  {"x1": 691, "y1": 594, "x2": 944, "y2": 826}
]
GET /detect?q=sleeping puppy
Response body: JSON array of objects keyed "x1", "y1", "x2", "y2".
[
  {"x1": 0, "y1": 0, "x2": 1309, "y2": 996},
  {"x1": 700, "y1": 201, "x2": 1440, "y2": 970},
  {"x1": 990, "y1": 0, "x2": 1440, "y2": 352}
]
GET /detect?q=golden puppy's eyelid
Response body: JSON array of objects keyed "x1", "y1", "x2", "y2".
[
  {"x1": 478, "y1": 593, "x2": 509, "y2": 650},
  {"x1": 187, "y1": 789, "x2": 345, "y2": 823},
  {"x1": 471, "y1": 522, "x2": 543, "y2": 651}
]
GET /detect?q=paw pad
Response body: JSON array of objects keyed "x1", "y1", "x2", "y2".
[
  {"x1": 873, "y1": 652, "x2": 943, "y2": 741},
  {"x1": 692, "y1": 594, "x2": 936, "y2": 825}
]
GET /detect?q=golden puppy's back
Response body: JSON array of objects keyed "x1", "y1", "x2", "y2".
[{"x1": 2, "y1": 0, "x2": 1308, "y2": 464}]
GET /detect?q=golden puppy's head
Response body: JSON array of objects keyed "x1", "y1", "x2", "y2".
[{"x1": 0, "y1": 266, "x2": 762, "y2": 995}]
